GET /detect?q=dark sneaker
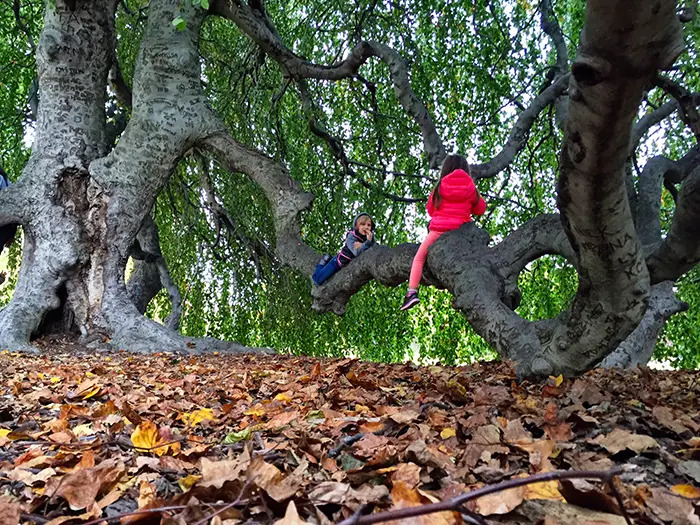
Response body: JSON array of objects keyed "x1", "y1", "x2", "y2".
[
  {"x1": 400, "y1": 291, "x2": 420, "y2": 311},
  {"x1": 318, "y1": 254, "x2": 331, "y2": 266}
]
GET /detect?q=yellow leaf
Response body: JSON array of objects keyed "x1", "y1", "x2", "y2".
[
  {"x1": 131, "y1": 421, "x2": 160, "y2": 453},
  {"x1": 554, "y1": 374, "x2": 563, "y2": 387},
  {"x1": 181, "y1": 408, "x2": 215, "y2": 427},
  {"x1": 671, "y1": 484, "x2": 700, "y2": 499},
  {"x1": 78, "y1": 385, "x2": 101, "y2": 400},
  {"x1": 50, "y1": 376, "x2": 62, "y2": 384},
  {"x1": 85, "y1": 371, "x2": 96, "y2": 378},
  {"x1": 355, "y1": 404, "x2": 370, "y2": 413},
  {"x1": 525, "y1": 480, "x2": 564, "y2": 501},
  {"x1": 245, "y1": 406, "x2": 266, "y2": 417},
  {"x1": 0, "y1": 429, "x2": 10, "y2": 438},
  {"x1": 72, "y1": 424, "x2": 94, "y2": 437},
  {"x1": 440, "y1": 428, "x2": 457, "y2": 439},
  {"x1": 178, "y1": 474, "x2": 202, "y2": 492},
  {"x1": 274, "y1": 392, "x2": 293, "y2": 403},
  {"x1": 37, "y1": 372, "x2": 45, "y2": 379}
]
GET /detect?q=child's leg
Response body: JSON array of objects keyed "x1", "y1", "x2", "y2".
[
  {"x1": 408, "y1": 231, "x2": 442, "y2": 290},
  {"x1": 312, "y1": 257, "x2": 341, "y2": 285}
]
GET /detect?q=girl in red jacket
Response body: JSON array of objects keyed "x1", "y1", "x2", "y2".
[{"x1": 400, "y1": 155, "x2": 486, "y2": 311}]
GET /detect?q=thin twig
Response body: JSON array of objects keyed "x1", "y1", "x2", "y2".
[
  {"x1": 337, "y1": 468, "x2": 624, "y2": 525},
  {"x1": 191, "y1": 479, "x2": 253, "y2": 525}
]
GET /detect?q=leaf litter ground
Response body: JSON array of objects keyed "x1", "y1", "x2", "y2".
[{"x1": 0, "y1": 341, "x2": 698, "y2": 525}]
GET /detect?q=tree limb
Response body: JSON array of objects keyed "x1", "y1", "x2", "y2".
[
  {"x1": 647, "y1": 165, "x2": 700, "y2": 282},
  {"x1": 210, "y1": 0, "x2": 445, "y2": 168},
  {"x1": 470, "y1": 74, "x2": 569, "y2": 180},
  {"x1": 201, "y1": 131, "x2": 319, "y2": 276},
  {"x1": 655, "y1": 75, "x2": 700, "y2": 141}
]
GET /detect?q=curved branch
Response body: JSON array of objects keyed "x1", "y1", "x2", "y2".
[
  {"x1": 210, "y1": 0, "x2": 445, "y2": 168},
  {"x1": 647, "y1": 165, "x2": 700, "y2": 282},
  {"x1": 540, "y1": 0, "x2": 569, "y2": 75},
  {"x1": 492, "y1": 214, "x2": 577, "y2": 281},
  {"x1": 655, "y1": 76, "x2": 700, "y2": 141},
  {"x1": 201, "y1": 132, "x2": 319, "y2": 275},
  {"x1": 635, "y1": 156, "x2": 681, "y2": 248},
  {"x1": 630, "y1": 99, "x2": 679, "y2": 150},
  {"x1": 470, "y1": 75, "x2": 569, "y2": 180},
  {"x1": 601, "y1": 281, "x2": 688, "y2": 368}
]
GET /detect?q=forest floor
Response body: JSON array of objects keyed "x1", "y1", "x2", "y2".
[{"x1": 0, "y1": 337, "x2": 699, "y2": 525}]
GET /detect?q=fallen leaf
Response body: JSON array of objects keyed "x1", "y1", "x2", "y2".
[
  {"x1": 181, "y1": 408, "x2": 215, "y2": 426},
  {"x1": 471, "y1": 485, "x2": 525, "y2": 515},
  {"x1": 440, "y1": 428, "x2": 457, "y2": 439},
  {"x1": 246, "y1": 456, "x2": 301, "y2": 501},
  {"x1": 0, "y1": 496, "x2": 20, "y2": 525},
  {"x1": 273, "y1": 500, "x2": 311, "y2": 525},
  {"x1": 591, "y1": 428, "x2": 658, "y2": 455},
  {"x1": 670, "y1": 484, "x2": 700, "y2": 499},
  {"x1": 386, "y1": 480, "x2": 460, "y2": 524},
  {"x1": 44, "y1": 459, "x2": 125, "y2": 510}
]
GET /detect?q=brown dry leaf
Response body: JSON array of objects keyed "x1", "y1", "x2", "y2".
[
  {"x1": 385, "y1": 480, "x2": 461, "y2": 525},
  {"x1": 273, "y1": 501, "x2": 311, "y2": 525},
  {"x1": 471, "y1": 485, "x2": 525, "y2": 515},
  {"x1": 390, "y1": 462, "x2": 422, "y2": 489},
  {"x1": 8, "y1": 466, "x2": 57, "y2": 486},
  {"x1": 645, "y1": 487, "x2": 700, "y2": 525},
  {"x1": 389, "y1": 409, "x2": 421, "y2": 424},
  {"x1": 0, "y1": 496, "x2": 20, "y2": 525},
  {"x1": 247, "y1": 456, "x2": 301, "y2": 502},
  {"x1": 199, "y1": 449, "x2": 250, "y2": 489},
  {"x1": 559, "y1": 479, "x2": 621, "y2": 515},
  {"x1": 44, "y1": 459, "x2": 125, "y2": 510},
  {"x1": 591, "y1": 428, "x2": 658, "y2": 455},
  {"x1": 137, "y1": 479, "x2": 157, "y2": 508}
]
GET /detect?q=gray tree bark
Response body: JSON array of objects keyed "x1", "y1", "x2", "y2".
[{"x1": 0, "y1": 0, "x2": 696, "y2": 379}]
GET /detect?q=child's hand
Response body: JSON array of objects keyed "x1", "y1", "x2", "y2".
[
  {"x1": 366, "y1": 230, "x2": 373, "y2": 241},
  {"x1": 354, "y1": 241, "x2": 362, "y2": 250}
]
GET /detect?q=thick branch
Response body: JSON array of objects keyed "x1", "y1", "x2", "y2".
[
  {"x1": 647, "y1": 165, "x2": 700, "y2": 282},
  {"x1": 201, "y1": 132, "x2": 319, "y2": 275},
  {"x1": 630, "y1": 99, "x2": 679, "y2": 150},
  {"x1": 492, "y1": 213, "x2": 577, "y2": 281},
  {"x1": 635, "y1": 156, "x2": 681, "y2": 248},
  {"x1": 601, "y1": 281, "x2": 688, "y2": 368},
  {"x1": 311, "y1": 244, "x2": 440, "y2": 315}
]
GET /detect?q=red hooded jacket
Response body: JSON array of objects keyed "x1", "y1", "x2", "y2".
[{"x1": 426, "y1": 169, "x2": 486, "y2": 233}]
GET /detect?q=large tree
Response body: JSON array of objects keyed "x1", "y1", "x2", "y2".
[{"x1": 0, "y1": 0, "x2": 697, "y2": 378}]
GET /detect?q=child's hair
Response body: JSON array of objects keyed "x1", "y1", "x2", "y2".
[
  {"x1": 431, "y1": 154, "x2": 471, "y2": 209},
  {"x1": 354, "y1": 212, "x2": 374, "y2": 231}
]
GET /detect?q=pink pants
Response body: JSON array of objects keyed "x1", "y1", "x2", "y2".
[{"x1": 408, "y1": 230, "x2": 442, "y2": 289}]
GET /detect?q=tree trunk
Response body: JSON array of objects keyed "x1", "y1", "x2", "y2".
[{"x1": 0, "y1": 0, "x2": 254, "y2": 354}]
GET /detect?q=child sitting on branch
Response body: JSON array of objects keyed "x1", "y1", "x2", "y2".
[{"x1": 312, "y1": 212, "x2": 376, "y2": 286}]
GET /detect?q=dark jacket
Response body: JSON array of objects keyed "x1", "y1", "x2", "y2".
[{"x1": 337, "y1": 213, "x2": 376, "y2": 267}]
